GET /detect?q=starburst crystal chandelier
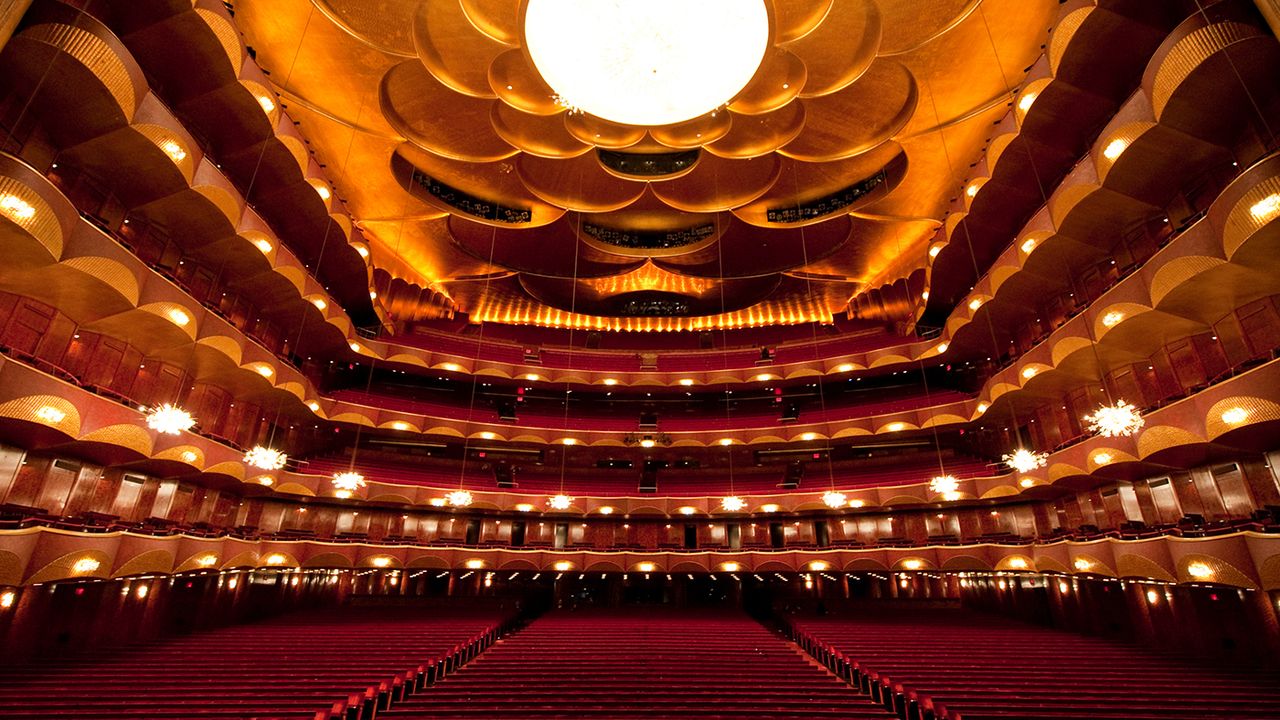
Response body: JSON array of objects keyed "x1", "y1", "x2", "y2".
[
  {"x1": 1003, "y1": 448, "x2": 1049, "y2": 473},
  {"x1": 446, "y1": 490, "x2": 473, "y2": 507},
  {"x1": 929, "y1": 475, "x2": 961, "y2": 501},
  {"x1": 822, "y1": 491, "x2": 847, "y2": 509},
  {"x1": 548, "y1": 494, "x2": 573, "y2": 510},
  {"x1": 145, "y1": 403, "x2": 195, "y2": 435},
  {"x1": 331, "y1": 471, "x2": 366, "y2": 493},
  {"x1": 720, "y1": 495, "x2": 746, "y2": 512},
  {"x1": 244, "y1": 445, "x2": 287, "y2": 470},
  {"x1": 1084, "y1": 399, "x2": 1144, "y2": 437}
]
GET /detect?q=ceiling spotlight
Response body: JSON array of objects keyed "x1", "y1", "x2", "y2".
[
  {"x1": 603, "y1": 378, "x2": 618, "y2": 385},
  {"x1": 553, "y1": 561, "x2": 573, "y2": 572},
  {"x1": 677, "y1": 506, "x2": 697, "y2": 515},
  {"x1": 257, "y1": 95, "x2": 275, "y2": 113},
  {"x1": 465, "y1": 559, "x2": 485, "y2": 569},
  {"x1": 515, "y1": 503, "x2": 535, "y2": 512},
  {"x1": 1221, "y1": 407, "x2": 1249, "y2": 426},
  {"x1": 808, "y1": 561, "x2": 829, "y2": 571},
  {"x1": 968, "y1": 298, "x2": 984, "y2": 311},
  {"x1": 848, "y1": 499, "x2": 865, "y2": 508},
  {"x1": 1102, "y1": 138, "x2": 1128, "y2": 160},
  {"x1": 1251, "y1": 193, "x2": 1280, "y2": 220},
  {"x1": 886, "y1": 422, "x2": 906, "y2": 432},
  {"x1": 718, "y1": 438, "x2": 734, "y2": 446},
  {"x1": 679, "y1": 378, "x2": 695, "y2": 386},
  {"x1": 1018, "y1": 92, "x2": 1036, "y2": 112},
  {"x1": 799, "y1": 432, "x2": 817, "y2": 441},
  {"x1": 253, "y1": 238, "x2": 273, "y2": 253},
  {"x1": 637, "y1": 562, "x2": 656, "y2": 573},
  {"x1": 1020, "y1": 238, "x2": 1037, "y2": 253},
  {"x1": 598, "y1": 506, "x2": 614, "y2": 515},
  {"x1": 760, "y1": 504, "x2": 780, "y2": 513},
  {"x1": 311, "y1": 298, "x2": 327, "y2": 311}
]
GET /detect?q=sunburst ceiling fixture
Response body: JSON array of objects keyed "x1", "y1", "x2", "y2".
[
  {"x1": 524, "y1": 0, "x2": 770, "y2": 126},
  {"x1": 446, "y1": 489, "x2": 474, "y2": 507},
  {"x1": 929, "y1": 475, "x2": 960, "y2": 501},
  {"x1": 548, "y1": 494, "x2": 573, "y2": 510},
  {"x1": 1084, "y1": 400, "x2": 1145, "y2": 437},
  {"x1": 720, "y1": 495, "x2": 746, "y2": 512},
  {"x1": 244, "y1": 445, "x2": 287, "y2": 471},
  {"x1": 822, "y1": 491, "x2": 847, "y2": 509},
  {"x1": 145, "y1": 403, "x2": 195, "y2": 435},
  {"x1": 331, "y1": 471, "x2": 366, "y2": 493},
  {"x1": 1003, "y1": 448, "x2": 1049, "y2": 474}
]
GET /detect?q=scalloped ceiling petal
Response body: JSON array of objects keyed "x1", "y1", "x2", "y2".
[
  {"x1": 413, "y1": 0, "x2": 509, "y2": 98},
  {"x1": 381, "y1": 61, "x2": 516, "y2": 162},
  {"x1": 491, "y1": 103, "x2": 593, "y2": 159},
  {"x1": 516, "y1": 152, "x2": 647, "y2": 212},
  {"x1": 877, "y1": 0, "x2": 978, "y2": 55},
  {"x1": 780, "y1": 60, "x2": 917, "y2": 162},
  {"x1": 564, "y1": 112, "x2": 647, "y2": 149},
  {"x1": 489, "y1": 48, "x2": 561, "y2": 115},
  {"x1": 729, "y1": 47, "x2": 806, "y2": 115},
  {"x1": 392, "y1": 144, "x2": 563, "y2": 228},
  {"x1": 313, "y1": 0, "x2": 419, "y2": 56},
  {"x1": 783, "y1": 0, "x2": 880, "y2": 97},
  {"x1": 705, "y1": 103, "x2": 806, "y2": 159},
  {"x1": 650, "y1": 153, "x2": 781, "y2": 213},
  {"x1": 649, "y1": 111, "x2": 733, "y2": 149},
  {"x1": 772, "y1": 0, "x2": 835, "y2": 44},
  {"x1": 459, "y1": 0, "x2": 522, "y2": 45}
]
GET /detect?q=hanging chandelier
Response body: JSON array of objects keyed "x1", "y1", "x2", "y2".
[
  {"x1": 623, "y1": 432, "x2": 672, "y2": 448},
  {"x1": 720, "y1": 495, "x2": 746, "y2": 512},
  {"x1": 1003, "y1": 448, "x2": 1049, "y2": 473},
  {"x1": 331, "y1": 471, "x2": 366, "y2": 493},
  {"x1": 822, "y1": 491, "x2": 847, "y2": 509},
  {"x1": 929, "y1": 475, "x2": 961, "y2": 501},
  {"x1": 548, "y1": 494, "x2": 573, "y2": 510},
  {"x1": 1084, "y1": 399, "x2": 1144, "y2": 437},
  {"x1": 446, "y1": 489, "x2": 473, "y2": 507},
  {"x1": 145, "y1": 404, "x2": 195, "y2": 435},
  {"x1": 244, "y1": 445, "x2": 287, "y2": 471}
]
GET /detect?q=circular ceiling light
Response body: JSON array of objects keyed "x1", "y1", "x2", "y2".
[{"x1": 523, "y1": 0, "x2": 770, "y2": 127}]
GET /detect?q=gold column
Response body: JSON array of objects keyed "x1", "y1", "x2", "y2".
[
  {"x1": 0, "y1": 0, "x2": 33, "y2": 52},
  {"x1": 1256, "y1": 0, "x2": 1280, "y2": 40}
]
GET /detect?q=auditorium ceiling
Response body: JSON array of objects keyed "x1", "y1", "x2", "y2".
[{"x1": 233, "y1": 0, "x2": 1057, "y2": 330}]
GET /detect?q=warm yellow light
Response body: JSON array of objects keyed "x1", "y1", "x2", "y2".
[
  {"x1": 598, "y1": 506, "x2": 614, "y2": 515},
  {"x1": 1020, "y1": 237, "x2": 1037, "y2": 254},
  {"x1": 1102, "y1": 138, "x2": 1128, "y2": 160},
  {"x1": 265, "y1": 554, "x2": 287, "y2": 566},
  {"x1": 349, "y1": 342, "x2": 362, "y2": 352},
  {"x1": 1018, "y1": 92, "x2": 1036, "y2": 112},
  {"x1": 936, "y1": 342, "x2": 949, "y2": 354},
  {"x1": 553, "y1": 561, "x2": 573, "y2": 572},
  {"x1": 1146, "y1": 589, "x2": 1160, "y2": 604},
  {"x1": 1008, "y1": 557, "x2": 1028, "y2": 570},
  {"x1": 180, "y1": 450, "x2": 198, "y2": 463},
  {"x1": 160, "y1": 140, "x2": 187, "y2": 162},
  {"x1": 1101, "y1": 311, "x2": 1125, "y2": 328},
  {"x1": 257, "y1": 95, "x2": 275, "y2": 113},
  {"x1": 822, "y1": 491, "x2": 847, "y2": 509},
  {"x1": 0, "y1": 194, "x2": 35, "y2": 221},
  {"x1": 848, "y1": 499, "x2": 865, "y2": 508},
  {"x1": 524, "y1": 0, "x2": 769, "y2": 125},
  {"x1": 307, "y1": 401, "x2": 321, "y2": 412},
  {"x1": 800, "y1": 432, "x2": 817, "y2": 441},
  {"x1": 754, "y1": 373, "x2": 773, "y2": 382},
  {"x1": 637, "y1": 562, "x2": 656, "y2": 573},
  {"x1": 929, "y1": 244, "x2": 943, "y2": 259},
  {"x1": 1221, "y1": 407, "x2": 1249, "y2": 426},
  {"x1": 562, "y1": 438, "x2": 578, "y2": 445},
  {"x1": 255, "y1": 365, "x2": 273, "y2": 378},
  {"x1": 332, "y1": 471, "x2": 366, "y2": 493},
  {"x1": 440, "y1": 362, "x2": 462, "y2": 372},
  {"x1": 135, "y1": 584, "x2": 149, "y2": 599},
  {"x1": 1021, "y1": 367, "x2": 1038, "y2": 379},
  {"x1": 977, "y1": 402, "x2": 989, "y2": 414},
  {"x1": 760, "y1": 504, "x2": 780, "y2": 513},
  {"x1": 197, "y1": 554, "x2": 218, "y2": 567},
  {"x1": 968, "y1": 298, "x2": 984, "y2": 311},
  {"x1": 721, "y1": 562, "x2": 740, "y2": 572},
  {"x1": 0, "y1": 590, "x2": 15, "y2": 608},
  {"x1": 72, "y1": 557, "x2": 100, "y2": 574},
  {"x1": 245, "y1": 445, "x2": 287, "y2": 470},
  {"x1": 677, "y1": 506, "x2": 697, "y2": 515},
  {"x1": 311, "y1": 298, "x2": 327, "y2": 311},
  {"x1": 808, "y1": 561, "x2": 829, "y2": 571},
  {"x1": 371, "y1": 556, "x2": 392, "y2": 568},
  {"x1": 640, "y1": 438, "x2": 656, "y2": 448},
  {"x1": 1058, "y1": 581, "x2": 1069, "y2": 593},
  {"x1": 429, "y1": 498, "x2": 446, "y2": 507},
  {"x1": 355, "y1": 245, "x2": 370, "y2": 258},
  {"x1": 391, "y1": 421, "x2": 410, "y2": 431},
  {"x1": 834, "y1": 363, "x2": 855, "y2": 373},
  {"x1": 524, "y1": 373, "x2": 541, "y2": 382},
  {"x1": 228, "y1": 577, "x2": 238, "y2": 589},
  {"x1": 718, "y1": 438, "x2": 734, "y2": 446},
  {"x1": 603, "y1": 378, "x2": 618, "y2": 386},
  {"x1": 902, "y1": 559, "x2": 924, "y2": 570},
  {"x1": 548, "y1": 494, "x2": 573, "y2": 510},
  {"x1": 1093, "y1": 452, "x2": 1113, "y2": 465},
  {"x1": 886, "y1": 422, "x2": 906, "y2": 432},
  {"x1": 966, "y1": 183, "x2": 980, "y2": 198},
  {"x1": 1019, "y1": 477, "x2": 1036, "y2": 488},
  {"x1": 679, "y1": 378, "x2": 695, "y2": 386},
  {"x1": 369, "y1": 291, "x2": 378, "y2": 300},
  {"x1": 921, "y1": 290, "x2": 930, "y2": 301},
  {"x1": 1073, "y1": 558, "x2": 1093, "y2": 571},
  {"x1": 1186, "y1": 561, "x2": 1213, "y2": 579},
  {"x1": 720, "y1": 495, "x2": 745, "y2": 512},
  {"x1": 314, "y1": 184, "x2": 331, "y2": 201},
  {"x1": 35, "y1": 405, "x2": 66, "y2": 424},
  {"x1": 256, "y1": 476, "x2": 274, "y2": 486},
  {"x1": 334, "y1": 489, "x2": 353, "y2": 499},
  {"x1": 1251, "y1": 193, "x2": 1280, "y2": 220},
  {"x1": 929, "y1": 475, "x2": 959, "y2": 497},
  {"x1": 515, "y1": 503, "x2": 535, "y2": 512},
  {"x1": 465, "y1": 559, "x2": 485, "y2": 569},
  {"x1": 253, "y1": 238, "x2": 273, "y2": 254},
  {"x1": 447, "y1": 490, "x2": 474, "y2": 507}
]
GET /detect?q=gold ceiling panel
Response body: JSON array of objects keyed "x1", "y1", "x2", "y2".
[
  {"x1": 782, "y1": 0, "x2": 880, "y2": 97},
  {"x1": 705, "y1": 103, "x2": 807, "y2": 159},
  {"x1": 233, "y1": 0, "x2": 1058, "y2": 328},
  {"x1": 413, "y1": 0, "x2": 511, "y2": 98}
]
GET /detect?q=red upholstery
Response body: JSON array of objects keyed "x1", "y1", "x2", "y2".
[
  {"x1": 789, "y1": 607, "x2": 1280, "y2": 720},
  {"x1": 0, "y1": 605, "x2": 510, "y2": 720},
  {"x1": 382, "y1": 609, "x2": 894, "y2": 718}
]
